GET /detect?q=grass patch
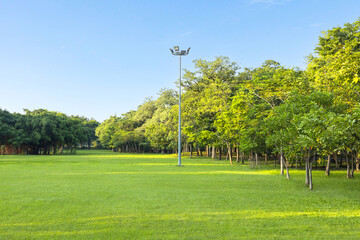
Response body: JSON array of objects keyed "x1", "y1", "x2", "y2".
[{"x1": 1, "y1": 150, "x2": 359, "y2": 239}]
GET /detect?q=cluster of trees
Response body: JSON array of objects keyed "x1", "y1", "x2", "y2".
[
  {"x1": 95, "y1": 89, "x2": 179, "y2": 153},
  {"x1": 0, "y1": 109, "x2": 99, "y2": 155},
  {"x1": 96, "y1": 18, "x2": 360, "y2": 189},
  {"x1": 1, "y1": 19, "x2": 357, "y2": 189}
]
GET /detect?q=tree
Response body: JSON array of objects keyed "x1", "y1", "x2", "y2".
[
  {"x1": 182, "y1": 56, "x2": 238, "y2": 159},
  {"x1": 307, "y1": 18, "x2": 360, "y2": 106}
]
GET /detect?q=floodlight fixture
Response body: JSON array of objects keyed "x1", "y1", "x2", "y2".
[
  {"x1": 187, "y1": 47, "x2": 191, "y2": 54},
  {"x1": 169, "y1": 46, "x2": 191, "y2": 167}
]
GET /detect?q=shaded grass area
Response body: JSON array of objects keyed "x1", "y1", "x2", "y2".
[{"x1": 1, "y1": 150, "x2": 359, "y2": 239}]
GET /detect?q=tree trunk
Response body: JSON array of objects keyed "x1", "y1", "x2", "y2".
[
  {"x1": 280, "y1": 149, "x2": 284, "y2": 176},
  {"x1": 325, "y1": 154, "x2": 331, "y2": 176},
  {"x1": 228, "y1": 144, "x2": 233, "y2": 165},
  {"x1": 305, "y1": 149, "x2": 311, "y2": 186},
  {"x1": 218, "y1": 148, "x2": 222, "y2": 160},
  {"x1": 241, "y1": 152, "x2": 244, "y2": 164},
  {"x1": 197, "y1": 147, "x2": 200, "y2": 156},
  {"x1": 265, "y1": 153, "x2": 268, "y2": 165},
  {"x1": 346, "y1": 153, "x2": 351, "y2": 178},
  {"x1": 236, "y1": 147, "x2": 239, "y2": 163},
  {"x1": 274, "y1": 154, "x2": 277, "y2": 167},
  {"x1": 285, "y1": 155, "x2": 290, "y2": 179},
  {"x1": 309, "y1": 161, "x2": 313, "y2": 190},
  {"x1": 190, "y1": 144, "x2": 192, "y2": 159},
  {"x1": 255, "y1": 153, "x2": 259, "y2": 168},
  {"x1": 333, "y1": 153, "x2": 339, "y2": 169},
  {"x1": 212, "y1": 145, "x2": 216, "y2": 159},
  {"x1": 305, "y1": 159, "x2": 309, "y2": 186},
  {"x1": 254, "y1": 152, "x2": 257, "y2": 166},
  {"x1": 351, "y1": 154, "x2": 355, "y2": 178}
]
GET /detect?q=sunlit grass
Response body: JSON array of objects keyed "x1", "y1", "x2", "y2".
[{"x1": 1, "y1": 150, "x2": 359, "y2": 239}]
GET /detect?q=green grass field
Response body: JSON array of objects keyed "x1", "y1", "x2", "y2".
[{"x1": 1, "y1": 150, "x2": 359, "y2": 239}]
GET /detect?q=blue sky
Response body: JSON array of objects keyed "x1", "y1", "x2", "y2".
[{"x1": 0, "y1": 0, "x2": 359, "y2": 122}]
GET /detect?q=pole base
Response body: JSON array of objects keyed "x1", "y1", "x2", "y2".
[{"x1": 176, "y1": 164, "x2": 184, "y2": 167}]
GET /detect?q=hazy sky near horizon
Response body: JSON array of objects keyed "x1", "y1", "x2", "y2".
[{"x1": 0, "y1": 0, "x2": 359, "y2": 122}]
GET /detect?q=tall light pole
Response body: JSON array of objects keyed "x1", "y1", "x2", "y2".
[{"x1": 170, "y1": 46, "x2": 190, "y2": 166}]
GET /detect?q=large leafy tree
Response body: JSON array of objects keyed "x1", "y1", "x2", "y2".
[
  {"x1": 307, "y1": 18, "x2": 360, "y2": 105},
  {"x1": 182, "y1": 56, "x2": 238, "y2": 157}
]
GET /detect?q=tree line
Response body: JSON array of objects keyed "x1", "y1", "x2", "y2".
[
  {"x1": 1, "y1": 18, "x2": 358, "y2": 189},
  {"x1": 96, "y1": 18, "x2": 360, "y2": 189},
  {"x1": 0, "y1": 109, "x2": 99, "y2": 155}
]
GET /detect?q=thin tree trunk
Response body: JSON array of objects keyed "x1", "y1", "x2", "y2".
[
  {"x1": 309, "y1": 160, "x2": 313, "y2": 190},
  {"x1": 305, "y1": 159, "x2": 309, "y2": 185},
  {"x1": 228, "y1": 145, "x2": 233, "y2": 165},
  {"x1": 236, "y1": 147, "x2": 239, "y2": 163},
  {"x1": 212, "y1": 145, "x2": 215, "y2": 159},
  {"x1": 333, "y1": 153, "x2": 339, "y2": 169},
  {"x1": 280, "y1": 148, "x2": 284, "y2": 176},
  {"x1": 351, "y1": 154, "x2": 355, "y2": 178},
  {"x1": 326, "y1": 154, "x2": 331, "y2": 176},
  {"x1": 346, "y1": 153, "x2": 351, "y2": 178},
  {"x1": 309, "y1": 151, "x2": 315, "y2": 190},
  {"x1": 285, "y1": 155, "x2": 290, "y2": 179},
  {"x1": 265, "y1": 153, "x2": 267, "y2": 165},
  {"x1": 218, "y1": 148, "x2": 222, "y2": 160},
  {"x1": 305, "y1": 149, "x2": 311, "y2": 186},
  {"x1": 229, "y1": 150, "x2": 233, "y2": 165},
  {"x1": 190, "y1": 144, "x2": 192, "y2": 159}
]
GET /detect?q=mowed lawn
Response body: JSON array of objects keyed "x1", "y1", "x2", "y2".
[{"x1": 1, "y1": 150, "x2": 360, "y2": 239}]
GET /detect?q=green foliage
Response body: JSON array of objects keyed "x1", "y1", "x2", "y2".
[
  {"x1": 182, "y1": 57, "x2": 237, "y2": 147},
  {"x1": 0, "y1": 108, "x2": 99, "y2": 154},
  {"x1": 307, "y1": 18, "x2": 360, "y2": 104}
]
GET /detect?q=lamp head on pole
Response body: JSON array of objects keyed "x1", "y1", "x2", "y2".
[
  {"x1": 187, "y1": 47, "x2": 191, "y2": 54},
  {"x1": 170, "y1": 46, "x2": 191, "y2": 56}
]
